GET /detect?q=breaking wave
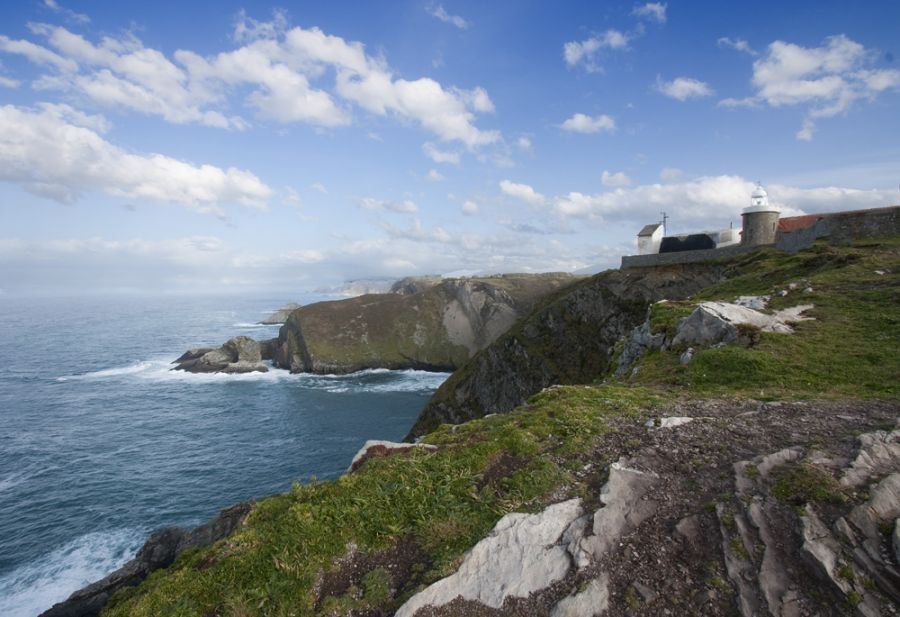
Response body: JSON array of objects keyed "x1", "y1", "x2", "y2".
[{"x1": 0, "y1": 528, "x2": 144, "y2": 617}]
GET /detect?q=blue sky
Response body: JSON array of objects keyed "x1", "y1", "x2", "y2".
[{"x1": 1, "y1": 0, "x2": 898, "y2": 295}]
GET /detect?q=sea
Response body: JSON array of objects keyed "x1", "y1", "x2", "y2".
[{"x1": 0, "y1": 294, "x2": 448, "y2": 617}]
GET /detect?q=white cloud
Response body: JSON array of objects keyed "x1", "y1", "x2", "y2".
[
  {"x1": 795, "y1": 119, "x2": 815, "y2": 141},
  {"x1": 423, "y1": 142, "x2": 460, "y2": 164},
  {"x1": 43, "y1": 0, "x2": 90, "y2": 25},
  {"x1": 656, "y1": 75, "x2": 714, "y2": 101},
  {"x1": 429, "y1": 5, "x2": 469, "y2": 29},
  {"x1": 3, "y1": 17, "x2": 499, "y2": 145},
  {"x1": 601, "y1": 170, "x2": 632, "y2": 187},
  {"x1": 0, "y1": 75, "x2": 20, "y2": 88},
  {"x1": 310, "y1": 182, "x2": 328, "y2": 193},
  {"x1": 564, "y1": 30, "x2": 629, "y2": 72},
  {"x1": 357, "y1": 197, "x2": 419, "y2": 213},
  {"x1": 516, "y1": 136, "x2": 533, "y2": 152},
  {"x1": 0, "y1": 35, "x2": 78, "y2": 72},
  {"x1": 281, "y1": 249, "x2": 324, "y2": 263},
  {"x1": 283, "y1": 186, "x2": 301, "y2": 206},
  {"x1": 427, "y1": 169, "x2": 445, "y2": 182},
  {"x1": 560, "y1": 112, "x2": 616, "y2": 134},
  {"x1": 0, "y1": 104, "x2": 271, "y2": 213},
  {"x1": 462, "y1": 200, "x2": 479, "y2": 214},
  {"x1": 728, "y1": 34, "x2": 900, "y2": 140},
  {"x1": 632, "y1": 3, "x2": 667, "y2": 24},
  {"x1": 659, "y1": 167, "x2": 683, "y2": 180},
  {"x1": 500, "y1": 180, "x2": 546, "y2": 206},
  {"x1": 551, "y1": 175, "x2": 895, "y2": 227},
  {"x1": 717, "y1": 37, "x2": 756, "y2": 56}
]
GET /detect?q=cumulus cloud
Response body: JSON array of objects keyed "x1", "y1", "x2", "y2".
[
  {"x1": 0, "y1": 75, "x2": 19, "y2": 88},
  {"x1": 560, "y1": 112, "x2": 616, "y2": 134},
  {"x1": 357, "y1": 197, "x2": 419, "y2": 213},
  {"x1": 717, "y1": 37, "x2": 756, "y2": 56},
  {"x1": 422, "y1": 142, "x2": 460, "y2": 164},
  {"x1": 632, "y1": 3, "x2": 667, "y2": 24},
  {"x1": 0, "y1": 103, "x2": 271, "y2": 213},
  {"x1": 429, "y1": 5, "x2": 469, "y2": 29},
  {"x1": 310, "y1": 182, "x2": 328, "y2": 193},
  {"x1": 601, "y1": 170, "x2": 632, "y2": 187},
  {"x1": 564, "y1": 30, "x2": 629, "y2": 72},
  {"x1": 516, "y1": 136, "x2": 533, "y2": 152},
  {"x1": 656, "y1": 75, "x2": 714, "y2": 100},
  {"x1": 2, "y1": 15, "x2": 498, "y2": 145},
  {"x1": 551, "y1": 175, "x2": 896, "y2": 228},
  {"x1": 500, "y1": 180, "x2": 546, "y2": 206},
  {"x1": 725, "y1": 34, "x2": 900, "y2": 139},
  {"x1": 462, "y1": 200, "x2": 479, "y2": 214},
  {"x1": 427, "y1": 169, "x2": 445, "y2": 182}
]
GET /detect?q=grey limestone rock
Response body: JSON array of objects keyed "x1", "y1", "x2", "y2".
[
  {"x1": 394, "y1": 499, "x2": 584, "y2": 617},
  {"x1": 258, "y1": 303, "x2": 301, "y2": 325},
  {"x1": 172, "y1": 336, "x2": 267, "y2": 374},
  {"x1": 550, "y1": 575, "x2": 609, "y2": 617}
]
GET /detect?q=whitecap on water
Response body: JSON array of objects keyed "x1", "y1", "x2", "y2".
[
  {"x1": 57, "y1": 361, "x2": 449, "y2": 391},
  {"x1": 0, "y1": 528, "x2": 144, "y2": 617}
]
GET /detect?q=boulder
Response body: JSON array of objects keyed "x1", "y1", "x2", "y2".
[
  {"x1": 172, "y1": 336, "x2": 267, "y2": 374},
  {"x1": 671, "y1": 302, "x2": 814, "y2": 348},
  {"x1": 394, "y1": 499, "x2": 584, "y2": 616}
]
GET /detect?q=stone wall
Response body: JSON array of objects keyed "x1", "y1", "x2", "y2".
[
  {"x1": 776, "y1": 205, "x2": 900, "y2": 253},
  {"x1": 620, "y1": 244, "x2": 757, "y2": 269},
  {"x1": 621, "y1": 205, "x2": 900, "y2": 268}
]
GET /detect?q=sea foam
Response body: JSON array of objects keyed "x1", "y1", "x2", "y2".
[{"x1": 0, "y1": 528, "x2": 143, "y2": 617}]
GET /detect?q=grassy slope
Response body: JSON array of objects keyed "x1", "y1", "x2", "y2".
[{"x1": 104, "y1": 238, "x2": 899, "y2": 617}]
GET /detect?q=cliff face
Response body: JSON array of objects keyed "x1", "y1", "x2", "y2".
[
  {"x1": 406, "y1": 263, "x2": 726, "y2": 439},
  {"x1": 270, "y1": 273, "x2": 577, "y2": 374}
]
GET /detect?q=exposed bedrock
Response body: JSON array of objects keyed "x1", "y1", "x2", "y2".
[
  {"x1": 269, "y1": 273, "x2": 576, "y2": 375},
  {"x1": 407, "y1": 263, "x2": 726, "y2": 440},
  {"x1": 39, "y1": 502, "x2": 251, "y2": 617},
  {"x1": 172, "y1": 335, "x2": 268, "y2": 374},
  {"x1": 396, "y1": 401, "x2": 900, "y2": 617}
]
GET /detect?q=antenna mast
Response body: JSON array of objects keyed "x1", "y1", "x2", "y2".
[{"x1": 660, "y1": 211, "x2": 669, "y2": 236}]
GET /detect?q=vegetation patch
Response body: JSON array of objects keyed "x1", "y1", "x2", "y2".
[{"x1": 770, "y1": 463, "x2": 847, "y2": 506}]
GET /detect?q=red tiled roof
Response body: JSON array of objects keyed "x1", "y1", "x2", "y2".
[{"x1": 777, "y1": 214, "x2": 828, "y2": 232}]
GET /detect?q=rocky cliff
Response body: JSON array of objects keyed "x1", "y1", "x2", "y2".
[
  {"x1": 60, "y1": 237, "x2": 900, "y2": 617},
  {"x1": 268, "y1": 273, "x2": 577, "y2": 374},
  {"x1": 405, "y1": 263, "x2": 727, "y2": 439}
]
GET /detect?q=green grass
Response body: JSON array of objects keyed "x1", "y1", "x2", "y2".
[
  {"x1": 623, "y1": 237, "x2": 900, "y2": 400},
  {"x1": 770, "y1": 462, "x2": 848, "y2": 506},
  {"x1": 103, "y1": 237, "x2": 900, "y2": 616},
  {"x1": 103, "y1": 384, "x2": 659, "y2": 617}
]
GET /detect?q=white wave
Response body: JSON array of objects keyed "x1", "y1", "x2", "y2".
[
  {"x1": 56, "y1": 360, "x2": 448, "y2": 390},
  {"x1": 0, "y1": 470, "x2": 30, "y2": 493},
  {"x1": 232, "y1": 322, "x2": 280, "y2": 329},
  {"x1": 0, "y1": 528, "x2": 144, "y2": 617},
  {"x1": 57, "y1": 361, "x2": 155, "y2": 381},
  {"x1": 299, "y1": 369, "x2": 450, "y2": 393}
]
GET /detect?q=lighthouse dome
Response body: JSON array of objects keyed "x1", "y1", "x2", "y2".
[{"x1": 744, "y1": 182, "x2": 777, "y2": 214}]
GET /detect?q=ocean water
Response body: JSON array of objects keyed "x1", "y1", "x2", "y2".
[{"x1": 0, "y1": 295, "x2": 448, "y2": 617}]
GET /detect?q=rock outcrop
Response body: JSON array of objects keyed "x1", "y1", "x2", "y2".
[
  {"x1": 172, "y1": 336, "x2": 268, "y2": 374},
  {"x1": 258, "y1": 303, "x2": 301, "y2": 325},
  {"x1": 39, "y1": 502, "x2": 251, "y2": 617},
  {"x1": 407, "y1": 263, "x2": 726, "y2": 440},
  {"x1": 345, "y1": 440, "x2": 438, "y2": 474},
  {"x1": 398, "y1": 401, "x2": 900, "y2": 617},
  {"x1": 615, "y1": 298, "x2": 815, "y2": 376},
  {"x1": 269, "y1": 273, "x2": 577, "y2": 375}
]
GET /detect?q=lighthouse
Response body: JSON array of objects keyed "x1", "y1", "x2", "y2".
[{"x1": 741, "y1": 183, "x2": 780, "y2": 246}]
